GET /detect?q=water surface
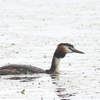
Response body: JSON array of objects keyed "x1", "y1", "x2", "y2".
[{"x1": 0, "y1": 0, "x2": 100, "y2": 100}]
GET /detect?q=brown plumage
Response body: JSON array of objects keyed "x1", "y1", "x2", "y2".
[
  {"x1": 0, "y1": 43, "x2": 84, "y2": 75},
  {"x1": 0, "y1": 64, "x2": 45, "y2": 75}
]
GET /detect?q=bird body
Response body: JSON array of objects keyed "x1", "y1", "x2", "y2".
[
  {"x1": 0, "y1": 64, "x2": 45, "y2": 75},
  {"x1": 0, "y1": 43, "x2": 84, "y2": 75}
]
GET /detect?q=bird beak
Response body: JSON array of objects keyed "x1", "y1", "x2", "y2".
[{"x1": 73, "y1": 48, "x2": 85, "y2": 54}]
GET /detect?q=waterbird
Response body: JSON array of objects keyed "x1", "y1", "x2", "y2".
[{"x1": 0, "y1": 43, "x2": 84, "y2": 75}]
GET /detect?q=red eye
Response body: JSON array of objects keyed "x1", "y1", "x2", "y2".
[
  {"x1": 69, "y1": 47, "x2": 74, "y2": 51},
  {"x1": 69, "y1": 47, "x2": 71, "y2": 50}
]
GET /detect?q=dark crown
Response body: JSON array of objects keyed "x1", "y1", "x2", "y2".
[{"x1": 58, "y1": 43, "x2": 74, "y2": 48}]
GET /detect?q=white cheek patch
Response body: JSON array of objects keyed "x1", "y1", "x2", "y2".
[{"x1": 64, "y1": 46, "x2": 73, "y2": 53}]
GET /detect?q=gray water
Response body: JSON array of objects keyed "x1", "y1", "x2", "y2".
[{"x1": 0, "y1": 0, "x2": 100, "y2": 100}]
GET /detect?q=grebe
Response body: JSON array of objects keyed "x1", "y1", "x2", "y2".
[{"x1": 0, "y1": 43, "x2": 84, "y2": 75}]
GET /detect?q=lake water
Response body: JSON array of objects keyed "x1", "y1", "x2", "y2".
[{"x1": 0, "y1": 0, "x2": 100, "y2": 100}]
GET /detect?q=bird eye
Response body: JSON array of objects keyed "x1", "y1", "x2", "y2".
[
  {"x1": 69, "y1": 47, "x2": 74, "y2": 51},
  {"x1": 69, "y1": 47, "x2": 71, "y2": 50}
]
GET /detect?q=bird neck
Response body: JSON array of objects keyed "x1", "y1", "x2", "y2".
[
  {"x1": 46, "y1": 46, "x2": 67, "y2": 74},
  {"x1": 46, "y1": 56, "x2": 61, "y2": 74}
]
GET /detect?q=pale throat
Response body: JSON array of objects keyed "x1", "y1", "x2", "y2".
[{"x1": 50, "y1": 56, "x2": 61, "y2": 73}]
